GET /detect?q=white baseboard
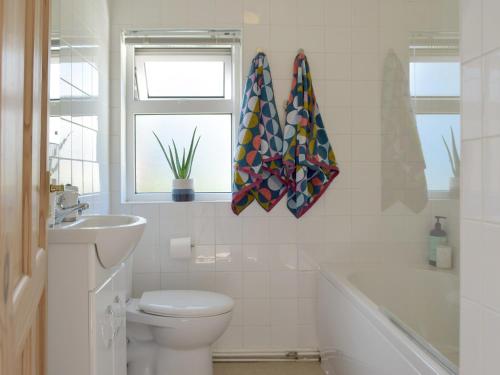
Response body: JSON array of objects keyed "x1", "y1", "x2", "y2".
[{"x1": 212, "y1": 349, "x2": 320, "y2": 362}]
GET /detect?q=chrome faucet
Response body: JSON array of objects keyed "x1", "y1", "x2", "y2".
[
  {"x1": 54, "y1": 202, "x2": 89, "y2": 225},
  {"x1": 54, "y1": 188, "x2": 90, "y2": 225}
]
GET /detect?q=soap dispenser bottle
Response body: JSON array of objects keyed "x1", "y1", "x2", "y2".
[{"x1": 429, "y1": 216, "x2": 447, "y2": 266}]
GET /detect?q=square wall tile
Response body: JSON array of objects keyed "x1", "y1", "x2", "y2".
[
  {"x1": 216, "y1": 244, "x2": 243, "y2": 271},
  {"x1": 189, "y1": 245, "x2": 216, "y2": 272},
  {"x1": 271, "y1": 244, "x2": 298, "y2": 271},
  {"x1": 484, "y1": 50, "x2": 500, "y2": 135},
  {"x1": 271, "y1": 299, "x2": 298, "y2": 326},
  {"x1": 243, "y1": 325, "x2": 271, "y2": 349},
  {"x1": 483, "y1": 137, "x2": 500, "y2": 223},
  {"x1": 215, "y1": 326, "x2": 243, "y2": 350},
  {"x1": 461, "y1": 140, "x2": 482, "y2": 220},
  {"x1": 243, "y1": 244, "x2": 272, "y2": 271},
  {"x1": 269, "y1": 0, "x2": 297, "y2": 25},
  {"x1": 270, "y1": 271, "x2": 298, "y2": 298},
  {"x1": 132, "y1": 246, "x2": 161, "y2": 273},
  {"x1": 325, "y1": 28, "x2": 351, "y2": 53},
  {"x1": 351, "y1": 0, "x2": 379, "y2": 29},
  {"x1": 160, "y1": 272, "x2": 188, "y2": 290},
  {"x1": 132, "y1": 273, "x2": 161, "y2": 298},
  {"x1": 481, "y1": 223, "x2": 500, "y2": 311},
  {"x1": 243, "y1": 272, "x2": 270, "y2": 298},
  {"x1": 243, "y1": 0, "x2": 270, "y2": 25},
  {"x1": 243, "y1": 298, "x2": 270, "y2": 326},
  {"x1": 462, "y1": 0, "x2": 482, "y2": 60},
  {"x1": 462, "y1": 59, "x2": 482, "y2": 140},
  {"x1": 188, "y1": 272, "x2": 216, "y2": 291},
  {"x1": 215, "y1": 0, "x2": 243, "y2": 26},
  {"x1": 483, "y1": 0, "x2": 500, "y2": 53},
  {"x1": 215, "y1": 272, "x2": 243, "y2": 298},
  {"x1": 325, "y1": 0, "x2": 351, "y2": 28},
  {"x1": 461, "y1": 220, "x2": 483, "y2": 301},
  {"x1": 460, "y1": 298, "x2": 482, "y2": 374},
  {"x1": 271, "y1": 325, "x2": 298, "y2": 348},
  {"x1": 481, "y1": 307, "x2": 500, "y2": 375},
  {"x1": 215, "y1": 217, "x2": 242, "y2": 244}
]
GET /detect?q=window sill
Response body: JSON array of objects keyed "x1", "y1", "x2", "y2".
[
  {"x1": 428, "y1": 190, "x2": 459, "y2": 201},
  {"x1": 123, "y1": 192, "x2": 232, "y2": 204}
]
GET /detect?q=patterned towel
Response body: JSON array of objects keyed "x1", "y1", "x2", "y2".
[
  {"x1": 283, "y1": 52, "x2": 339, "y2": 218},
  {"x1": 232, "y1": 52, "x2": 287, "y2": 215}
]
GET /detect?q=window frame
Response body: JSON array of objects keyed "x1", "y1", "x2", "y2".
[
  {"x1": 409, "y1": 55, "x2": 461, "y2": 200},
  {"x1": 122, "y1": 32, "x2": 241, "y2": 203},
  {"x1": 134, "y1": 48, "x2": 232, "y2": 100}
]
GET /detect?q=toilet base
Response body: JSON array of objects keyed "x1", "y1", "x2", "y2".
[{"x1": 156, "y1": 347, "x2": 213, "y2": 375}]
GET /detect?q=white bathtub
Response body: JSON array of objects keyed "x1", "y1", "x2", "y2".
[{"x1": 318, "y1": 263, "x2": 459, "y2": 375}]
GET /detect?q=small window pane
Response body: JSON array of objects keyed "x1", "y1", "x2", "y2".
[
  {"x1": 143, "y1": 60, "x2": 224, "y2": 98},
  {"x1": 410, "y1": 62, "x2": 460, "y2": 97},
  {"x1": 72, "y1": 160, "x2": 83, "y2": 192},
  {"x1": 93, "y1": 163, "x2": 101, "y2": 193},
  {"x1": 83, "y1": 162, "x2": 93, "y2": 194},
  {"x1": 59, "y1": 159, "x2": 71, "y2": 185},
  {"x1": 135, "y1": 114, "x2": 232, "y2": 193},
  {"x1": 50, "y1": 58, "x2": 60, "y2": 100},
  {"x1": 416, "y1": 114, "x2": 461, "y2": 191}
]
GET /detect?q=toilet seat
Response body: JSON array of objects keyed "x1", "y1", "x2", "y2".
[
  {"x1": 126, "y1": 290, "x2": 234, "y2": 375},
  {"x1": 138, "y1": 290, "x2": 234, "y2": 318}
]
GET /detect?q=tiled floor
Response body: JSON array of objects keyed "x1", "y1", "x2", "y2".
[{"x1": 213, "y1": 362, "x2": 324, "y2": 375}]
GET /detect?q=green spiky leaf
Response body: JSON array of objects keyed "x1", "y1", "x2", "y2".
[
  {"x1": 152, "y1": 128, "x2": 201, "y2": 181},
  {"x1": 450, "y1": 128, "x2": 460, "y2": 178}
]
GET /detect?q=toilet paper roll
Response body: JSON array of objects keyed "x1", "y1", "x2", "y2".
[{"x1": 170, "y1": 237, "x2": 192, "y2": 259}]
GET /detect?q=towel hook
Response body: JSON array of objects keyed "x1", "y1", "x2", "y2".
[
  {"x1": 297, "y1": 48, "x2": 305, "y2": 55},
  {"x1": 256, "y1": 47, "x2": 264, "y2": 53}
]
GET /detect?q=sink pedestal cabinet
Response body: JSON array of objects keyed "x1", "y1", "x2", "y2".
[{"x1": 48, "y1": 242, "x2": 128, "y2": 375}]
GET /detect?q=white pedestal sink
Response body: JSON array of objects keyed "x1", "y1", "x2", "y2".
[
  {"x1": 49, "y1": 214, "x2": 147, "y2": 268},
  {"x1": 48, "y1": 214, "x2": 146, "y2": 375}
]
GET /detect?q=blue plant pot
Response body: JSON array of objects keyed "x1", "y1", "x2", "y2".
[{"x1": 172, "y1": 179, "x2": 195, "y2": 202}]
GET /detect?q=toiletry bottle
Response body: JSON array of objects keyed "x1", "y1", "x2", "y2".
[
  {"x1": 48, "y1": 179, "x2": 64, "y2": 227},
  {"x1": 429, "y1": 216, "x2": 447, "y2": 266}
]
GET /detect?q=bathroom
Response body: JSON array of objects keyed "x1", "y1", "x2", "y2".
[{"x1": 0, "y1": 0, "x2": 496, "y2": 374}]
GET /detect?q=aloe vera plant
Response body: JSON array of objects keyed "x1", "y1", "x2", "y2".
[
  {"x1": 152, "y1": 128, "x2": 201, "y2": 179},
  {"x1": 442, "y1": 127, "x2": 460, "y2": 178}
]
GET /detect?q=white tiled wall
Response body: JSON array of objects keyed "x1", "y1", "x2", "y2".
[
  {"x1": 461, "y1": 0, "x2": 500, "y2": 373},
  {"x1": 109, "y1": 0, "x2": 459, "y2": 353},
  {"x1": 50, "y1": 0, "x2": 110, "y2": 214}
]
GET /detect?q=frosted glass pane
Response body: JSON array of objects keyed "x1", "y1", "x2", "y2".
[
  {"x1": 416, "y1": 114, "x2": 460, "y2": 191},
  {"x1": 72, "y1": 160, "x2": 83, "y2": 192},
  {"x1": 93, "y1": 163, "x2": 101, "y2": 193},
  {"x1": 83, "y1": 162, "x2": 93, "y2": 194},
  {"x1": 82, "y1": 127, "x2": 97, "y2": 161},
  {"x1": 50, "y1": 61, "x2": 60, "y2": 100},
  {"x1": 71, "y1": 123, "x2": 83, "y2": 159},
  {"x1": 144, "y1": 61, "x2": 224, "y2": 97},
  {"x1": 57, "y1": 119, "x2": 72, "y2": 158},
  {"x1": 410, "y1": 62, "x2": 460, "y2": 97},
  {"x1": 59, "y1": 159, "x2": 71, "y2": 185},
  {"x1": 135, "y1": 114, "x2": 232, "y2": 193}
]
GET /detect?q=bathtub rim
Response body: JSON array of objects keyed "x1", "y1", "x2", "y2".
[{"x1": 318, "y1": 262, "x2": 458, "y2": 375}]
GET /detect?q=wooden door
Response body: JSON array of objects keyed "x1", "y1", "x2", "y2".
[{"x1": 0, "y1": 0, "x2": 50, "y2": 374}]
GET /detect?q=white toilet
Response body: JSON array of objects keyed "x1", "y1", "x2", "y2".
[{"x1": 126, "y1": 290, "x2": 234, "y2": 375}]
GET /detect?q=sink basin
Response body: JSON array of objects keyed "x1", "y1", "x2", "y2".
[{"x1": 49, "y1": 214, "x2": 147, "y2": 268}]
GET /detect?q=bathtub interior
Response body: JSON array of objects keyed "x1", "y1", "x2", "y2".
[{"x1": 347, "y1": 268, "x2": 459, "y2": 368}]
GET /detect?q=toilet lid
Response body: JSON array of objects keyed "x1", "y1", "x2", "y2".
[{"x1": 138, "y1": 290, "x2": 234, "y2": 318}]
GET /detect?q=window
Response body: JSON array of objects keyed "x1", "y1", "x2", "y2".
[
  {"x1": 123, "y1": 30, "x2": 241, "y2": 201},
  {"x1": 409, "y1": 33, "x2": 460, "y2": 197},
  {"x1": 49, "y1": 41, "x2": 101, "y2": 194}
]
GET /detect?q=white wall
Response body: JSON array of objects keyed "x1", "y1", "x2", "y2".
[
  {"x1": 109, "y1": 0, "x2": 459, "y2": 353},
  {"x1": 460, "y1": 0, "x2": 500, "y2": 373},
  {"x1": 50, "y1": 0, "x2": 110, "y2": 214}
]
